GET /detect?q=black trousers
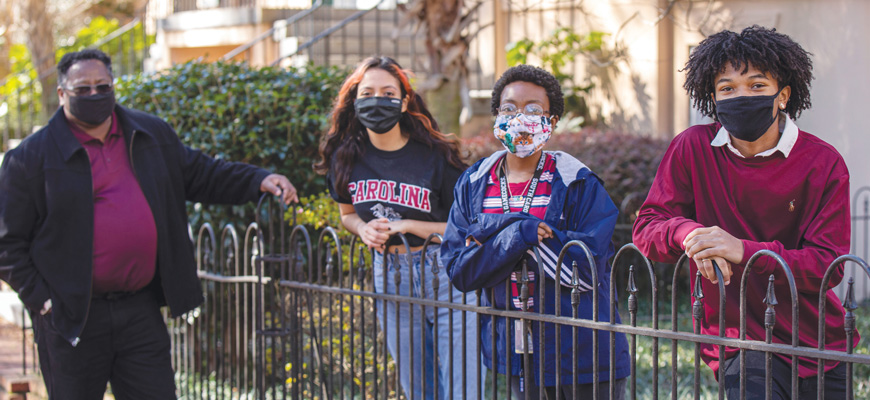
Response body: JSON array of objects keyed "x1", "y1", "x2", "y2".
[
  {"x1": 34, "y1": 290, "x2": 176, "y2": 400},
  {"x1": 723, "y1": 350, "x2": 848, "y2": 400}
]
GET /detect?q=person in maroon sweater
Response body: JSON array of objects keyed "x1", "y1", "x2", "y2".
[{"x1": 632, "y1": 26, "x2": 859, "y2": 399}]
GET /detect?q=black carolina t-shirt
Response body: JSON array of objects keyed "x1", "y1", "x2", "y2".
[{"x1": 327, "y1": 138, "x2": 463, "y2": 247}]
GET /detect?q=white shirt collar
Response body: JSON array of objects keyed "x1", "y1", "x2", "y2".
[{"x1": 710, "y1": 113, "x2": 799, "y2": 158}]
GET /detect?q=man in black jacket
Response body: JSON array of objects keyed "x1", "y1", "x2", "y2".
[{"x1": 0, "y1": 49, "x2": 298, "y2": 399}]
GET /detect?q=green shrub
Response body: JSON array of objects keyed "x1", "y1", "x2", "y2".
[
  {"x1": 115, "y1": 61, "x2": 348, "y2": 229},
  {"x1": 506, "y1": 28, "x2": 614, "y2": 124}
]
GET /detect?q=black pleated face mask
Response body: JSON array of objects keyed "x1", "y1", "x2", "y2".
[
  {"x1": 715, "y1": 89, "x2": 782, "y2": 142},
  {"x1": 354, "y1": 96, "x2": 403, "y2": 134},
  {"x1": 67, "y1": 92, "x2": 116, "y2": 126}
]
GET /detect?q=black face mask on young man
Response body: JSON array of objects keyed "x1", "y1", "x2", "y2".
[
  {"x1": 68, "y1": 92, "x2": 116, "y2": 126},
  {"x1": 354, "y1": 96, "x2": 403, "y2": 134},
  {"x1": 715, "y1": 89, "x2": 782, "y2": 142}
]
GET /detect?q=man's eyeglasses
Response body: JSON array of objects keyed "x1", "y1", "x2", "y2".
[
  {"x1": 62, "y1": 84, "x2": 114, "y2": 97},
  {"x1": 497, "y1": 103, "x2": 549, "y2": 118}
]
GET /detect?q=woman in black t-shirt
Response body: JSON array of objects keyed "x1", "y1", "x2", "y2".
[{"x1": 314, "y1": 56, "x2": 483, "y2": 400}]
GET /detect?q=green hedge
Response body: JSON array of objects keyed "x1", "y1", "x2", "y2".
[{"x1": 115, "y1": 61, "x2": 348, "y2": 227}]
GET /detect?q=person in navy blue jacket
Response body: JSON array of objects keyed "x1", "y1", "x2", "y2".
[{"x1": 441, "y1": 65, "x2": 630, "y2": 399}]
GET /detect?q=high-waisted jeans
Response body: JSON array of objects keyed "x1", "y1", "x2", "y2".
[{"x1": 374, "y1": 246, "x2": 486, "y2": 400}]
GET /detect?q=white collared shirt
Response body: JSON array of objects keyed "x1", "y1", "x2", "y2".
[{"x1": 711, "y1": 113, "x2": 799, "y2": 158}]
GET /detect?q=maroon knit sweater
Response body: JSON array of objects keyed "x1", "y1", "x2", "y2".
[{"x1": 632, "y1": 122, "x2": 859, "y2": 378}]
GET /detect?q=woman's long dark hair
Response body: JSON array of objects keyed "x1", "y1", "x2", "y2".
[{"x1": 314, "y1": 56, "x2": 466, "y2": 199}]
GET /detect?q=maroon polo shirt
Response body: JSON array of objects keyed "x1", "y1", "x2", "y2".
[{"x1": 69, "y1": 112, "x2": 158, "y2": 294}]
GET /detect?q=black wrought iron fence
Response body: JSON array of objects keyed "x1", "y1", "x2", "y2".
[{"x1": 169, "y1": 198, "x2": 870, "y2": 399}]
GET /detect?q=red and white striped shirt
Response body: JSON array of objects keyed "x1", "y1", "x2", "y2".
[{"x1": 482, "y1": 153, "x2": 556, "y2": 309}]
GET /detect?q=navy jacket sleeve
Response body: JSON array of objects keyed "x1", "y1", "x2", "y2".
[
  {"x1": 441, "y1": 172, "x2": 541, "y2": 292},
  {"x1": 535, "y1": 175, "x2": 617, "y2": 290},
  {"x1": 0, "y1": 149, "x2": 51, "y2": 311},
  {"x1": 173, "y1": 131, "x2": 272, "y2": 205}
]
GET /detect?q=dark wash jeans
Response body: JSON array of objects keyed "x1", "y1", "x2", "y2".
[
  {"x1": 723, "y1": 350, "x2": 848, "y2": 400},
  {"x1": 34, "y1": 289, "x2": 176, "y2": 400}
]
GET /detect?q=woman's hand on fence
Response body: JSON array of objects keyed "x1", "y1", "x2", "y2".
[{"x1": 358, "y1": 217, "x2": 391, "y2": 249}]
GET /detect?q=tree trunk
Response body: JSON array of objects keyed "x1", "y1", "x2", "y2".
[
  {"x1": 22, "y1": 0, "x2": 58, "y2": 120},
  {"x1": 403, "y1": 0, "x2": 469, "y2": 136},
  {"x1": 424, "y1": 78, "x2": 462, "y2": 137}
]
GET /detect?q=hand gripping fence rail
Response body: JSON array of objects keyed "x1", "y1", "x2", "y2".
[{"x1": 164, "y1": 194, "x2": 870, "y2": 399}]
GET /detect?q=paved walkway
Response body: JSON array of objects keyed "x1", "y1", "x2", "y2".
[
  {"x1": 0, "y1": 292, "x2": 42, "y2": 400},
  {"x1": 0, "y1": 290, "x2": 117, "y2": 400}
]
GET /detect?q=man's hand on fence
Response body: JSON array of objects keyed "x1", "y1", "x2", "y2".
[
  {"x1": 695, "y1": 257, "x2": 732, "y2": 285},
  {"x1": 259, "y1": 174, "x2": 298, "y2": 205},
  {"x1": 683, "y1": 226, "x2": 744, "y2": 285}
]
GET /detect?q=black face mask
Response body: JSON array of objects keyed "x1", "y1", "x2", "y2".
[
  {"x1": 67, "y1": 91, "x2": 116, "y2": 126},
  {"x1": 714, "y1": 89, "x2": 781, "y2": 142},
  {"x1": 354, "y1": 96, "x2": 403, "y2": 134}
]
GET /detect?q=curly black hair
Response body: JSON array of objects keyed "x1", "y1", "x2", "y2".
[
  {"x1": 491, "y1": 64, "x2": 564, "y2": 118},
  {"x1": 682, "y1": 25, "x2": 813, "y2": 120},
  {"x1": 57, "y1": 49, "x2": 113, "y2": 86}
]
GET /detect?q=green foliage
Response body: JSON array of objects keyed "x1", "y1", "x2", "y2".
[
  {"x1": 0, "y1": 44, "x2": 43, "y2": 138},
  {"x1": 0, "y1": 44, "x2": 35, "y2": 96},
  {"x1": 0, "y1": 17, "x2": 154, "y2": 152},
  {"x1": 115, "y1": 60, "x2": 347, "y2": 230},
  {"x1": 66, "y1": 16, "x2": 123, "y2": 51},
  {"x1": 631, "y1": 301, "x2": 870, "y2": 399},
  {"x1": 506, "y1": 28, "x2": 612, "y2": 123},
  {"x1": 293, "y1": 192, "x2": 345, "y2": 234},
  {"x1": 290, "y1": 191, "x2": 374, "y2": 275},
  {"x1": 67, "y1": 16, "x2": 153, "y2": 77}
]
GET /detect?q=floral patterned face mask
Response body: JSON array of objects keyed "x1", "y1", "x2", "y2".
[{"x1": 492, "y1": 112, "x2": 553, "y2": 158}]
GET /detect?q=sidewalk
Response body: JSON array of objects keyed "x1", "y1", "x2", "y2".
[
  {"x1": 0, "y1": 290, "x2": 118, "y2": 400},
  {"x1": 0, "y1": 291, "x2": 43, "y2": 400}
]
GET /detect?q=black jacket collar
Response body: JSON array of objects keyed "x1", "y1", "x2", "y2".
[{"x1": 46, "y1": 105, "x2": 155, "y2": 162}]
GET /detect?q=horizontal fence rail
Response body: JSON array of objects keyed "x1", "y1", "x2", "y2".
[{"x1": 171, "y1": 198, "x2": 870, "y2": 399}]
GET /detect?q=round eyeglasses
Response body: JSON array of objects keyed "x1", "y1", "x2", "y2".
[{"x1": 497, "y1": 103, "x2": 548, "y2": 118}]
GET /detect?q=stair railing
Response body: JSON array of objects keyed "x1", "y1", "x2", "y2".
[{"x1": 220, "y1": 0, "x2": 325, "y2": 62}]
